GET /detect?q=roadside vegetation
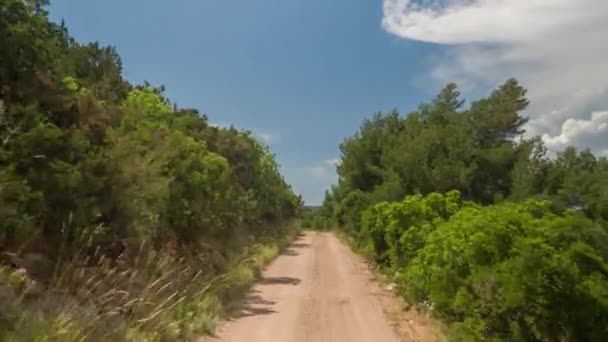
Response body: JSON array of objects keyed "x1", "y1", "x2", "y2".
[
  {"x1": 0, "y1": 1, "x2": 301, "y2": 340},
  {"x1": 3, "y1": 1, "x2": 607, "y2": 341},
  {"x1": 317, "y1": 79, "x2": 608, "y2": 340},
  {"x1": 1, "y1": 224, "x2": 299, "y2": 341},
  {"x1": 300, "y1": 206, "x2": 331, "y2": 231}
]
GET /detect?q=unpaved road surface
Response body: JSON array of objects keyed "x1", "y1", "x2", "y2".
[{"x1": 202, "y1": 231, "x2": 437, "y2": 342}]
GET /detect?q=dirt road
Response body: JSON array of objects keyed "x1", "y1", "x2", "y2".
[{"x1": 202, "y1": 231, "x2": 431, "y2": 342}]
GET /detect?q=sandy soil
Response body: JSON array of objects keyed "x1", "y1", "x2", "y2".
[{"x1": 201, "y1": 231, "x2": 440, "y2": 342}]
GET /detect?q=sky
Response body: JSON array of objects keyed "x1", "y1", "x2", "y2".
[{"x1": 49, "y1": 0, "x2": 608, "y2": 205}]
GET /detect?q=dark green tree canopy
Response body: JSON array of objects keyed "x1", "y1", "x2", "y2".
[
  {"x1": 317, "y1": 77, "x2": 608, "y2": 341},
  {"x1": 0, "y1": 0, "x2": 301, "y2": 252}
]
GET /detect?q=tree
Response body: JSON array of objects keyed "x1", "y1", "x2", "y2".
[{"x1": 468, "y1": 78, "x2": 529, "y2": 148}]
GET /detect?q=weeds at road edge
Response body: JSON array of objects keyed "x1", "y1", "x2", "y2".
[{"x1": 0, "y1": 223, "x2": 300, "y2": 342}]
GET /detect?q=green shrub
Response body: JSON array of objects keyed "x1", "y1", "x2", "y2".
[
  {"x1": 334, "y1": 190, "x2": 371, "y2": 233},
  {"x1": 359, "y1": 190, "x2": 463, "y2": 266},
  {"x1": 358, "y1": 192, "x2": 608, "y2": 340}
]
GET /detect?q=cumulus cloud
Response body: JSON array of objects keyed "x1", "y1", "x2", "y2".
[
  {"x1": 383, "y1": 0, "x2": 598, "y2": 44},
  {"x1": 382, "y1": 0, "x2": 608, "y2": 155},
  {"x1": 542, "y1": 112, "x2": 608, "y2": 157}
]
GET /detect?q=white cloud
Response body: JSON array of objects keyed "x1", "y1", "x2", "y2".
[
  {"x1": 382, "y1": 0, "x2": 597, "y2": 44},
  {"x1": 542, "y1": 112, "x2": 608, "y2": 157},
  {"x1": 382, "y1": 0, "x2": 608, "y2": 155}
]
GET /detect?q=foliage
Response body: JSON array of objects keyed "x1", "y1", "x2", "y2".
[
  {"x1": 330, "y1": 79, "x2": 532, "y2": 208},
  {"x1": 0, "y1": 0, "x2": 300, "y2": 251},
  {"x1": 334, "y1": 190, "x2": 371, "y2": 233},
  {"x1": 0, "y1": 2, "x2": 302, "y2": 340},
  {"x1": 360, "y1": 193, "x2": 608, "y2": 341},
  {"x1": 326, "y1": 71, "x2": 608, "y2": 341},
  {"x1": 300, "y1": 206, "x2": 332, "y2": 230},
  {"x1": 325, "y1": 77, "x2": 608, "y2": 222},
  {"x1": 359, "y1": 190, "x2": 463, "y2": 265},
  {"x1": 0, "y1": 223, "x2": 300, "y2": 341}
]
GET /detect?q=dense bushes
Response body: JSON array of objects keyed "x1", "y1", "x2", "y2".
[
  {"x1": 0, "y1": 223, "x2": 301, "y2": 341},
  {"x1": 360, "y1": 192, "x2": 608, "y2": 340},
  {"x1": 0, "y1": 0, "x2": 301, "y2": 253},
  {"x1": 0, "y1": 1, "x2": 302, "y2": 340},
  {"x1": 323, "y1": 76, "x2": 608, "y2": 340},
  {"x1": 358, "y1": 191, "x2": 463, "y2": 265},
  {"x1": 300, "y1": 207, "x2": 331, "y2": 230},
  {"x1": 319, "y1": 78, "x2": 608, "y2": 229}
]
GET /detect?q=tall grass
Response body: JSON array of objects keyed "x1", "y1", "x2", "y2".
[{"x1": 0, "y1": 223, "x2": 299, "y2": 341}]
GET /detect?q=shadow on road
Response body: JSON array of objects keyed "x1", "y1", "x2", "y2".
[
  {"x1": 280, "y1": 249, "x2": 300, "y2": 256},
  {"x1": 229, "y1": 274, "x2": 302, "y2": 319},
  {"x1": 259, "y1": 276, "x2": 301, "y2": 286},
  {"x1": 225, "y1": 236, "x2": 308, "y2": 322},
  {"x1": 230, "y1": 292, "x2": 278, "y2": 319},
  {"x1": 280, "y1": 240, "x2": 310, "y2": 256}
]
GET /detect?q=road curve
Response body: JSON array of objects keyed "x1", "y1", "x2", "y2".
[{"x1": 202, "y1": 231, "x2": 403, "y2": 342}]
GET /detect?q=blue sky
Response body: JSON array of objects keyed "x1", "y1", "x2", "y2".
[
  {"x1": 49, "y1": 0, "x2": 442, "y2": 205},
  {"x1": 50, "y1": 1, "x2": 608, "y2": 204}
]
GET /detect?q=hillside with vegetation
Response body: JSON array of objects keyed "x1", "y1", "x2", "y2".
[
  {"x1": 318, "y1": 80, "x2": 608, "y2": 340},
  {"x1": 0, "y1": 1, "x2": 302, "y2": 340}
]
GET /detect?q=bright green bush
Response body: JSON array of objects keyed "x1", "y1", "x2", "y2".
[
  {"x1": 359, "y1": 192, "x2": 608, "y2": 340},
  {"x1": 359, "y1": 190, "x2": 464, "y2": 266}
]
